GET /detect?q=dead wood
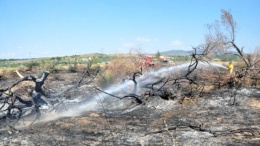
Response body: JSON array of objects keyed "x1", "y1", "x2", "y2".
[{"x1": 0, "y1": 66, "x2": 100, "y2": 130}]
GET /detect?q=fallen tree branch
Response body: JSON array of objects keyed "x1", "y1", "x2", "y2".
[{"x1": 95, "y1": 87, "x2": 143, "y2": 104}]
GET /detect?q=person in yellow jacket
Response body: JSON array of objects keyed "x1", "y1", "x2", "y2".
[{"x1": 228, "y1": 62, "x2": 234, "y2": 74}]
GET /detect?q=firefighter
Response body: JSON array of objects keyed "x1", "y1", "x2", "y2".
[{"x1": 228, "y1": 62, "x2": 234, "y2": 74}]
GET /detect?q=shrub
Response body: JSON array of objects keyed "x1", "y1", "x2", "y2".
[
  {"x1": 25, "y1": 61, "x2": 40, "y2": 71},
  {"x1": 45, "y1": 64, "x2": 59, "y2": 73},
  {"x1": 90, "y1": 64, "x2": 101, "y2": 70},
  {"x1": 0, "y1": 68, "x2": 7, "y2": 80},
  {"x1": 77, "y1": 64, "x2": 87, "y2": 71},
  {"x1": 95, "y1": 71, "x2": 114, "y2": 88},
  {"x1": 95, "y1": 57, "x2": 140, "y2": 88},
  {"x1": 0, "y1": 68, "x2": 16, "y2": 79},
  {"x1": 18, "y1": 65, "x2": 28, "y2": 72},
  {"x1": 68, "y1": 64, "x2": 77, "y2": 73}
]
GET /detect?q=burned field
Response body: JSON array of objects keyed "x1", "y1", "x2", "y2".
[
  {"x1": 0, "y1": 59, "x2": 260, "y2": 145},
  {"x1": 1, "y1": 9, "x2": 260, "y2": 146},
  {"x1": 25, "y1": 90, "x2": 260, "y2": 146}
]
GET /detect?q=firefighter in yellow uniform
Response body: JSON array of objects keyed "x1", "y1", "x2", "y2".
[{"x1": 228, "y1": 62, "x2": 234, "y2": 74}]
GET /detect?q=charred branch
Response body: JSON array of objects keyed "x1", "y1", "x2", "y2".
[
  {"x1": 0, "y1": 66, "x2": 100, "y2": 130},
  {"x1": 49, "y1": 69, "x2": 99, "y2": 98},
  {"x1": 95, "y1": 87, "x2": 143, "y2": 105},
  {"x1": 130, "y1": 71, "x2": 142, "y2": 94}
]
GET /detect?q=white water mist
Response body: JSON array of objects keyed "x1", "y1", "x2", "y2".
[{"x1": 18, "y1": 62, "x2": 228, "y2": 127}]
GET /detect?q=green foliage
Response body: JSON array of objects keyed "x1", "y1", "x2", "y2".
[
  {"x1": 67, "y1": 57, "x2": 78, "y2": 73},
  {"x1": 45, "y1": 64, "x2": 58, "y2": 73},
  {"x1": 0, "y1": 54, "x2": 116, "y2": 70},
  {"x1": 87, "y1": 55, "x2": 115, "y2": 65},
  {"x1": 0, "y1": 59, "x2": 21, "y2": 68},
  {"x1": 92, "y1": 58, "x2": 100, "y2": 64},
  {"x1": 40, "y1": 60, "x2": 46, "y2": 70},
  {"x1": 155, "y1": 51, "x2": 161, "y2": 60},
  {"x1": 44, "y1": 59, "x2": 60, "y2": 73},
  {"x1": 216, "y1": 54, "x2": 239, "y2": 62},
  {"x1": 170, "y1": 55, "x2": 191, "y2": 61},
  {"x1": 25, "y1": 61, "x2": 40, "y2": 71}
]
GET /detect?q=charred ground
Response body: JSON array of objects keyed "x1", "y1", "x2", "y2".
[{"x1": 0, "y1": 62, "x2": 260, "y2": 145}]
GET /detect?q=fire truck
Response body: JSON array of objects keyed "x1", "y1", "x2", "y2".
[
  {"x1": 160, "y1": 56, "x2": 169, "y2": 64},
  {"x1": 143, "y1": 56, "x2": 157, "y2": 67},
  {"x1": 141, "y1": 56, "x2": 170, "y2": 68}
]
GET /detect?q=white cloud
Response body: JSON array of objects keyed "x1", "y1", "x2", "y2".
[
  {"x1": 122, "y1": 43, "x2": 135, "y2": 48},
  {"x1": 171, "y1": 40, "x2": 182, "y2": 46},
  {"x1": 136, "y1": 37, "x2": 159, "y2": 42}
]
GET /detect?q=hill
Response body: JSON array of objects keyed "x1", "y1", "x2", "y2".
[{"x1": 160, "y1": 50, "x2": 193, "y2": 55}]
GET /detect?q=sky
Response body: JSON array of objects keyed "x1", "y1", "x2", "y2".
[{"x1": 0, "y1": 0, "x2": 259, "y2": 59}]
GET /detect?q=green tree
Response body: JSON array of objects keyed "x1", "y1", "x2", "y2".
[{"x1": 155, "y1": 51, "x2": 161, "y2": 61}]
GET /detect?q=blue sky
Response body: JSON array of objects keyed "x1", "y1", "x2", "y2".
[{"x1": 0, "y1": 0, "x2": 259, "y2": 59}]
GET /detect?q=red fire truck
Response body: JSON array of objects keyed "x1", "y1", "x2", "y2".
[{"x1": 143, "y1": 56, "x2": 157, "y2": 67}]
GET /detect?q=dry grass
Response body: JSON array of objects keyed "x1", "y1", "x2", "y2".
[
  {"x1": 56, "y1": 122, "x2": 74, "y2": 129},
  {"x1": 182, "y1": 97, "x2": 198, "y2": 105},
  {"x1": 10, "y1": 81, "x2": 35, "y2": 100},
  {"x1": 96, "y1": 57, "x2": 141, "y2": 87},
  {"x1": 105, "y1": 57, "x2": 140, "y2": 78},
  {"x1": 161, "y1": 111, "x2": 176, "y2": 119},
  {"x1": 203, "y1": 85, "x2": 215, "y2": 92},
  {"x1": 244, "y1": 98, "x2": 260, "y2": 108},
  {"x1": 76, "y1": 118, "x2": 92, "y2": 125},
  {"x1": 89, "y1": 112, "x2": 100, "y2": 117},
  {"x1": 0, "y1": 68, "x2": 17, "y2": 79}
]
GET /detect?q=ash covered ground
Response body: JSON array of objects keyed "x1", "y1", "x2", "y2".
[{"x1": 1, "y1": 63, "x2": 260, "y2": 146}]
